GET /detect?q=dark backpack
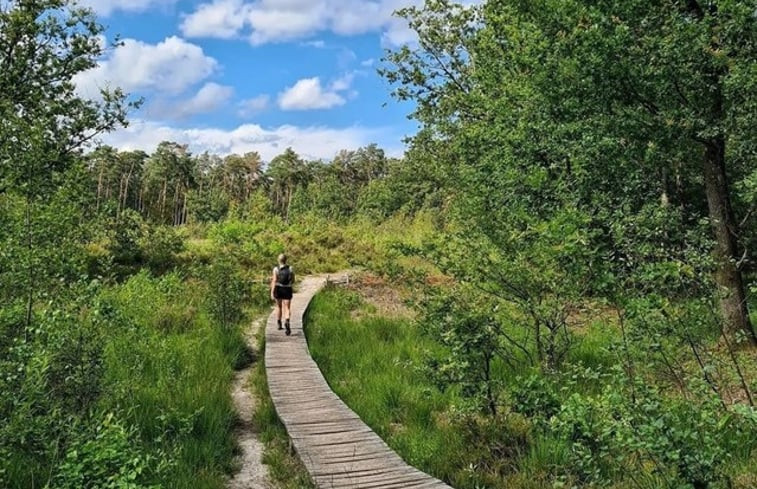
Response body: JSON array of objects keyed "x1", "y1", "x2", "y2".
[{"x1": 277, "y1": 265, "x2": 293, "y2": 286}]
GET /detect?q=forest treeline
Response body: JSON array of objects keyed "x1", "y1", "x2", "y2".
[
  {"x1": 1, "y1": 0, "x2": 756, "y2": 488},
  {"x1": 85, "y1": 142, "x2": 407, "y2": 226}
]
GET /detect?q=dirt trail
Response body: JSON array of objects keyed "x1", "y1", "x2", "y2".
[{"x1": 228, "y1": 317, "x2": 271, "y2": 489}]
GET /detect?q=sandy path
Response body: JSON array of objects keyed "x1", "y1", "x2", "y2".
[{"x1": 228, "y1": 317, "x2": 272, "y2": 489}]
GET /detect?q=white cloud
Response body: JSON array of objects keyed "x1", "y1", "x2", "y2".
[
  {"x1": 179, "y1": 0, "x2": 441, "y2": 46},
  {"x1": 381, "y1": 17, "x2": 418, "y2": 47},
  {"x1": 238, "y1": 95, "x2": 271, "y2": 117},
  {"x1": 278, "y1": 77, "x2": 346, "y2": 111},
  {"x1": 79, "y1": 0, "x2": 177, "y2": 16},
  {"x1": 329, "y1": 73, "x2": 354, "y2": 92},
  {"x1": 301, "y1": 40, "x2": 326, "y2": 48},
  {"x1": 361, "y1": 58, "x2": 375, "y2": 67},
  {"x1": 150, "y1": 83, "x2": 234, "y2": 120},
  {"x1": 74, "y1": 36, "x2": 218, "y2": 98},
  {"x1": 189, "y1": 83, "x2": 234, "y2": 110},
  {"x1": 180, "y1": 0, "x2": 249, "y2": 39},
  {"x1": 246, "y1": 4, "x2": 325, "y2": 45},
  {"x1": 99, "y1": 119, "x2": 394, "y2": 161}
]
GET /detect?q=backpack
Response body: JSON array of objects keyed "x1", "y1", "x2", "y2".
[{"x1": 277, "y1": 265, "x2": 293, "y2": 286}]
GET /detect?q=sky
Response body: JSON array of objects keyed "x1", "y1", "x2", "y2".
[{"x1": 73, "y1": 0, "x2": 429, "y2": 161}]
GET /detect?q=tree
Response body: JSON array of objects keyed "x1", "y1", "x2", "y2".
[
  {"x1": 0, "y1": 0, "x2": 136, "y2": 197},
  {"x1": 221, "y1": 151, "x2": 262, "y2": 204},
  {"x1": 332, "y1": 144, "x2": 388, "y2": 187},
  {"x1": 265, "y1": 147, "x2": 307, "y2": 220},
  {"x1": 141, "y1": 141, "x2": 195, "y2": 225},
  {"x1": 0, "y1": 0, "x2": 135, "y2": 328},
  {"x1": 548, "y1": 0, "x2": 757, "y2": 343},
  {"x1": 382, "y1": 0, "x2": 756, "y2": 344},
  {"x1": 116, "y1": 150, "x2": 147, "y2": 215}
]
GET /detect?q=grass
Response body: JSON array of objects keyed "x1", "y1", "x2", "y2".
[
  {"x1": 304, "y1": 285, "x2": 474, "y2": 486},
  {"x1": 99, "y1": 270, "x2": 249, "y2": 489},
  {"x1": 304, "y1": 284, "x2": 757, "y2": 489}
]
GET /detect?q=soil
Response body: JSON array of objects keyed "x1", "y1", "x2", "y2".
[
  {"x1": 228, "y1": 317, "x2": 272, "y2": 489},
  {"x1": 346, "y1": 272, "x2": 415, "y2": 320}
]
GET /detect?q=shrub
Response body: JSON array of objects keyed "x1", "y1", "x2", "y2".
[
  {"x1": 510, "y1": 374, "x2": 561, "y2": 421},
  {"x1": 204, "y1": 256, "x2": 247, "y2": 329},
  {"x1": 139, "y1": 225, "x2": 183, "y2": 273},
  {"x1": 109, "y1": 210, "x2": 145, "y2": 268},
  {"x1": 50, "y1": 413, "x2": 155, "y2": 489}
]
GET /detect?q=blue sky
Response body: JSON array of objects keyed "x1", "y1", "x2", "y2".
[{"x1": 74, "y1": 0, "x2": 427, "y2": 160}]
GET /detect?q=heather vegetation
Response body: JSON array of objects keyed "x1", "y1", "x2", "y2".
[{"x1": 1, "y1": 1, "x2": 756, "y2": 488}]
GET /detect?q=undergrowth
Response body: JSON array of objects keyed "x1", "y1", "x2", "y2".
[{"x1": 305, "y1": 284, "x2": 757, "y2": 489}]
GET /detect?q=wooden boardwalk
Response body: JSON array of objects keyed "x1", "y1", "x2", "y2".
[{"x1": 265, "y1": 275, "x2": 453, "y2": 489}]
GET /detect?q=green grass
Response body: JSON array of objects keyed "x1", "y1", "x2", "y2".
[
  {"x1": 99, "y1": 271, "x2": 249, "y2": 489},
  {"x1": 304, "y1": 285, "x2": 757, "y2": 489},
  {"x1": 305, "y1": 286, "x2": 473, "y2": 486},
  {"x1": 302, "y1": 286, "x2": 628, "y2": 488}
]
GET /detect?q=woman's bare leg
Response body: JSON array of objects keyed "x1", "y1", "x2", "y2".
[
  {"x1": 283, "y1": 299, "x2": 292, "y2": 334},
  {"x1": 275, "y1": 299, "x2": 283, "y2": 324}
]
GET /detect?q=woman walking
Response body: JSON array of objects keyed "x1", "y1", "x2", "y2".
[{"x1": 271, "y1": 253, "x2": 294, "y2": 335}]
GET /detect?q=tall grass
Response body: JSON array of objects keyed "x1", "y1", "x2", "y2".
[
  {"x1": 99, "y1": 270, "x2": 249, "y2": 488},
  {"x1": 304, "y1": 286, "x2": 602, "y2": 488},
  {"x1": 305, "y1": 286, "x2": 475, "y2": 486},
  {"x1": 305, "y1": 285, "x2": 757, "y2": 489}
]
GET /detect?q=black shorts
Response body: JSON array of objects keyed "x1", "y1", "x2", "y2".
[{"x1": 274, "y1": 286, "x2": 293, "y2": 300}]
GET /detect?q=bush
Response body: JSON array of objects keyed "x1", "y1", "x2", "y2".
[
  {"x1": 510, "y1": 374, "x2": 561, "y2": 421},
  {"x1": 110, "y1": 210, "x2": 145, "y2": 268},
  {"x1": 548, "y1": 373, "x2": 757, "y2": 488},
  {"x1": 139, "y1": 225, "x2": 183, "y2": 273},
  {"x1": 50, "y1": 413, "x2": 155, "y2": 489},
  {"x1": 204, "y1": 256, "x2": 247, "y2": 329}
]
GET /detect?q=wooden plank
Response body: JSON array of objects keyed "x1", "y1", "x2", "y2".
[{"x1": 265, "y1": 275, "x2": 453, "y2": 489}]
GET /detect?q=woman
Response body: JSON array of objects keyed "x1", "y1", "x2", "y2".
[{"x1": 270, "y1": 253, "x2": 294, "y2": 335}]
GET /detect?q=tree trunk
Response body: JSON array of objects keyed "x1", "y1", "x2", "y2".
[
  {"x1": 96, "y1": 166, "x2": 103, "y2": 211},
  {"x1": 117, "y1": 175, "x2": 125, "y2": 217},
  {"x1": 702, "y1": 138, "x2": 756, "y2": 345},
  {"x1": 160, "y1": 180, "x2": 167, "y2": 223},
  {"x1": 660, "y1": 165, "x2": 670, "y2": 207},
  {"x1": 173, "y1": 183, "x2": 180, "y2": 226},
  {"x1": 286, "y1": 186, "x2": 293, "y2": 223},
  {"x1": 123, "y1": 161, "x2": 135, "y2": 213},
  {"x1": 674, "y1": 160, "x2": 686, "y2": 214}
]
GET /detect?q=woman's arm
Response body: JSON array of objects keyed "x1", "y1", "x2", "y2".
[{"x1": 270, "y1": 268, "x2": 277, "y2": 299}]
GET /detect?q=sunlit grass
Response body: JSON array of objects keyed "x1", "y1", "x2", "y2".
[
  {"x1": 99, "y1": 271, "x2": 248, "y2": 489},
  {"x1": 305, "y1": 286, "x2": 470, "y2": 485}
]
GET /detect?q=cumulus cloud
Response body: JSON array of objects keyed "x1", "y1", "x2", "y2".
[
  {"x1": 79, "y1": 0, "x2": 177, "y2": 16},
  {"x1": 329, "y1": 73, "x2": 355, "y2": 92},
  {"x1": 179, "y1": 0, "x2": 441, "y2": 46},
  {"x1": 278, "y1": 77, "x2": 347, "y2": 110},
  {"x1": 74, "y1": 36, "x2": 218, "y2": 98},
  {"x1": 150, "y1": 83, "x2": 234, "y2": 120},
  {"x1": 238, "y1": 95, "x2": 271, "y2": 117},
  {"x1": 187, "y1": 83, "x2": 234, "y2": 111},
  {"x1": 179, "y1": 0, "x2": 249, "y2": 39},
  {"x1": 381, "y1": 18, "x2": 418, "y2": 47},
  {"x1": 99, "y1": 119, "x2": 395, "y2": 161}
]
